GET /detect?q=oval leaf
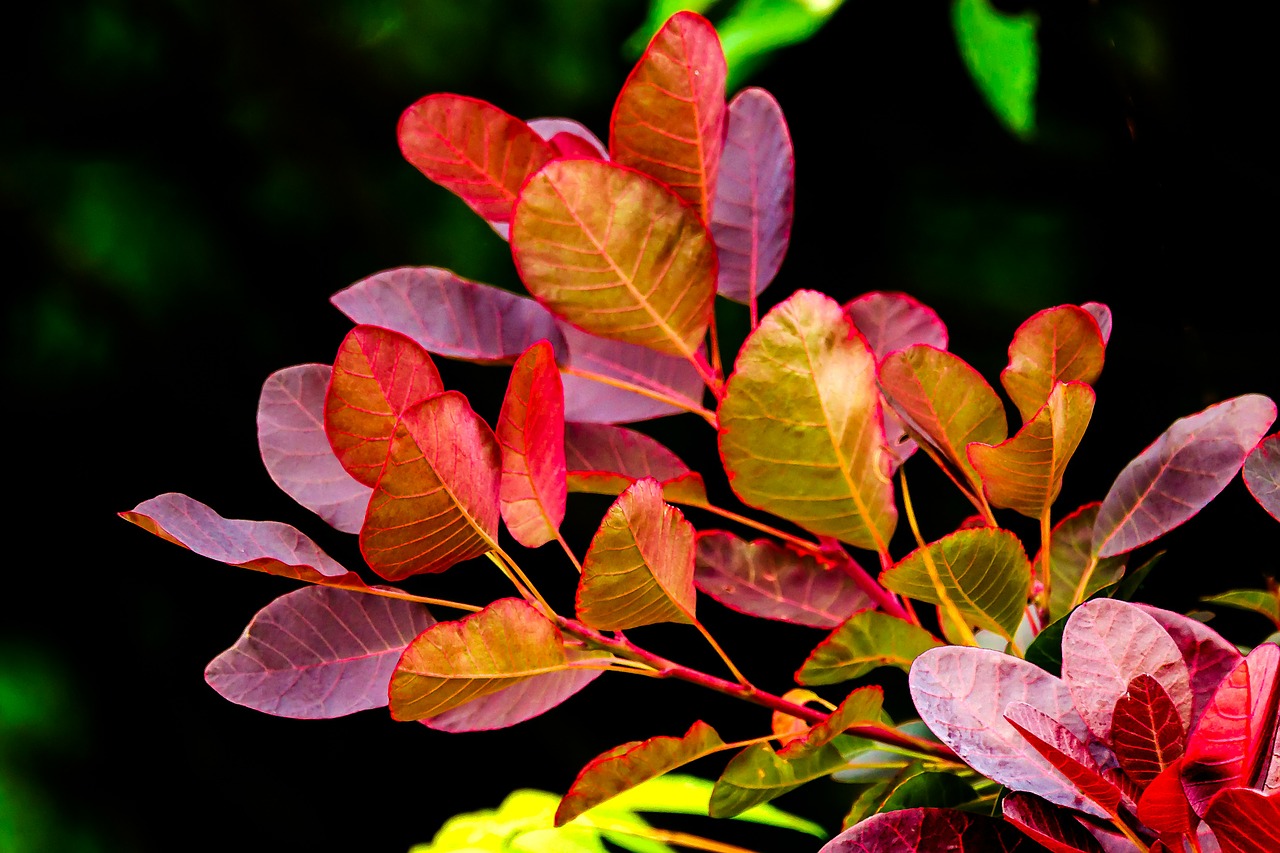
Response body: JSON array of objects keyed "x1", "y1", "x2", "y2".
[
  {"x1": 398, "y1": 94, "x2": 555, "y2": 225},
  {"x1": 845, "y1": 292, "x2": 948, "y2": 362},
  {"x1": 497, "y1": 341, "x2": 567, "y2": 548},
  {"x1": 796, "y1": 609, "x2": 943, "y2": 686},
  {"x1": 1001, "y1": 305, "x2": 1106, "y2": 422},
  {"x1": 819, "y1": 807, "x2": 1042, "y2": 852},
  {"x1": 558, "y1": 323, "x2": 705, "y2": 423},
  {"x1": 719, "y1": 290, "x2": 897, "y2": 551},
  {"x1": 1092, "y1": 394, "x2": 1277, "y2": 558},
  {"x1": 711, "y1": 87, "x2": 794, "y2": 305},
  {"x1": 422, "y1": 658, "x2": 603, "y2": 733},
  {"x1": 360, "y1": 392, "x2": 500, "y2": 580},
  {"x1": 257, "y1": 364, "x2": 370, "y2": 534},
  {"x1": 1135, "y1": 604, "x2": 1243, "y2": 728},
  {"x1": 1111, "y1": 674, "x2": 1186, "y2": 788},
  {"x1": 953, "y1": 0, "x2": 1038, "y2": 139},
  {"x1": 576, "y1": 479, "x2": 696, "y2": 630},
  {"x1": 205, "y1": 586, "x2": 433, "y2": 719},
  {"x1": 564, "y1": 421, "x2": 705, "y2": 504},
  {"x1": 1244, "y1": 434, "x2": 1280, "y2": 523},
  {"x1": 610, "y1": 10, "x2": 726, "y2": 219},
  {"x1": 694, "y1": 531, "x2": 871, "y2": 629}
]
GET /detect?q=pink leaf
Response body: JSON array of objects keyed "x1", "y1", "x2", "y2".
[
  {"x1": 845, "y1": 292, "x2": 949, "y2": 362},
  {"x1": 710, "y1": 87, "x2": 794, "y2": 305},
  {"x1": 1081, "y1": 302, "x2": 1112, "y2": 344},
  {"x1": 205, "y1": 586, "x2": 433, "y2": 719},
  {"x1": 1004, "y1": 701, "x2": 1125, "y2": 814},
  {"x1": 1135, "y1": 604, "x2": 1243, "y2": 728},
  {"x1": 1243, "y1": 434, "x2": 1280, "y2": 523},
  {"x1": 1002, "y1": 793, "x2": 1106, "y2": 852},
  {"x1": 557, "y1": 323, "x2": 706, "y2": 423},
  {"x1": 564, "y1": 421, "x2": 707, "y2": 505},
  {"x1": 694, "y1": 531, "x2": 871, "y2": 629},
  {"x1": 1203, "y1": 788, "x2": 1280, "y2": 853},
  {"x1": 1092, "y1": 394, "x2": 1277, "y2": 558},
  {"x1": 528, "y1": 117, "x2": 608, "y2": 160},
  {"x1": 330, "y1": 266, "x2": 567, "y2": 364},
  {"x1": 909, "y1": 646, "x2": 1107, "y2": 816},
  {"x1": 257, "y1": 364, "x2": 370, "y2": 534},
  {"x1": 818, "y1": 808, "x2": 1042, "y2": 852},
  {"x1": 497, "y1": 341, "x2": 567, "y2": 548},
  {"x1": 422, "y1": 662, "x2": 602, "y2": 733}
]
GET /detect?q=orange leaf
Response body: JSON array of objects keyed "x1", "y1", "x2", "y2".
[{"x1": 497, "y1": 342, "x2": 566, "y2": 548}]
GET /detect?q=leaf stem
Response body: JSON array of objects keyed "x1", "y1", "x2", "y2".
[
  {"x1": 822, "y1": 540, "x2": 915, "y2": 624},
  {"x1": 359, "y1": 584, "x2": 483, "y2": 613},
  {"x1": 707, "y1": 310, "x2": 724, "y2": 381},
  {"x1": 1039, "y1": 508, "x2": 1053, "y2": 614},
  {"x1": 674, "y1": 499, "x2": 818, "y2": 552},
  {"x1": 692, "y1": 350, "x2": 724, "y2": 400},
  {"x1": 486, "y1": 549, "x2": 552, "y2": 613},
  {"x1": 692, "y1": 617, "x2": 751, "y2": 686},
  {"x1": 900, "y1": 470, "x2": 979, "y2": 647},
  {"x1": 560, "y1": 366, "x2": 717, "y2": 426},
  {"x1": 554, "y1": 529, "x2": 584, "y2": 574}
]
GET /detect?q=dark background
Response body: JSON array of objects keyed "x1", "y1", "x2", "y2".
[{"x1": 3, "y1": 1, "x2": 1277, "y2": 850}]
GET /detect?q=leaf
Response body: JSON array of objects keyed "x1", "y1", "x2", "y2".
[
  {"x1": 1000, "y1": 306, "x2": 1106, "y2": 423},
  {"x1": 881, "y1": 527, "x2": 1032, "y2": 641},
  {"x1": 257, "y1": 364, "x2": 370, "y2": 534},
  {"x1": 1091, "y1": 394, "x2": 1277, "y2": 558},
  {"x1": 796, "y1": 609, "x2": 943, "y2": 685},
  {"x1": 325, "y1": 325, "x2": 445, "y2": 488},
  {"x1": 611, "y1": 10, "x2": 726, "y2": 220},
  {"x1": 952, "y1": 0, "x2": 1038, "y2": 139},
  {"x1": 879, "y1": 345, "x2": 1007, "y2": 499},
  {"x1": 558, "y1": 323, "x2": 706, "y2": 423},
  {"x1": 879, "y1": 772, "x2": 978, "y2": 813},
  {"x1": 555, "y1": 721, "x2": 726, "y2": 825},
  {"x1": 120, "y1": 493, "x2": 372, "y2": 590},
  {"x1": 511, "y1": 159, "x2": 716, "y2": 359},
  {"x1": 1060, "y1": 599, "x2": 1192, "y2": 743},
  {"x1": 693, "y1": 531, "x2": 871, "y2": 629},
  {"x1": 1201, "y1": 587, "x2": 1280, "y2": 630},
  {"x1": 1080, "y1": 302, "x2": 1112, "y2": 345},
  {"x1": 1002, "y1": 793, "x2": 1106, "y2": 853},
  {"x1": 1003, "y1": 701, "x2": 1124, "y2": 814},
  {"x1": 709, "y1": 740, "x2": 847, "y2": 818},
  {"x1": 205, "y1": 586, "x2": 433, "y2": 719},
  {"x1": 398, "y1": 94, "x2": 555, "y2": 225},
  {"x1": 818, "y1": 808, "x2": 1042, "y2": 852},
  {"x1": 1038, "y1": 503, "x2": 1127, "y2": 622},
  {"x1": 1136, "y1": 759, "x2": 1197, "y2": 838},
  {"x1": 497, "y1": 341, "x2": 567, "y2": 548},
  {"x1": 719, "y1": 290, "x2": 897, "y2": 550},
  {"x1": 528, "y1": 117, "x2": 609, "y2": 160},
  {"x1": 780, "y1": 686, "x2": 885, "y2": 760},
  {"x1": 360, "y1": 392, "x2": 501, "y2": 580},
  {"x1": 1203, "y1": 788, "x2": 1280, "y2": 853},
  {"x1": 1111, "y1": 674, "x2": 1186, "y2": 788},
  {"x1": 564, "y1": 421, "x2": 706, "y2": 505},
  {"x1": 1025, "y1": 616, "x2": 1066, "y2": 677},
  {"x1": 422, "y1": 663, "x2": 603, "y2": 734},
  {"x1": 845, "y1": 292, "x2": 949, "y2": 362},
  {"x1": 969, "y1": 381, "x2": 1096, "y2": 518},
  {"x1": 576, "y1": 479, "x2": 697, "y2": 630},
  {"x1": 1134, "y1": 604, "x2": 1243, "y2": 728},
  {"x1": 1182, "y1": 643, "x2": 1280, "y2": 814},
  {"x1": 594, "y1": 774, "x2": 826, "y2": 838},
  {"x1": 908, "y1": 645, "x2": 1106, "y2": 816},
  {"x1": 710, "y1": 87, "x2": 794, "y2": 305},
  {"x1": 330, "y1": 266, "x2": 567, "y2": 364},
  {"x1": 1244, "y1": 434, "x2": 1280, "y2": 523},
  {"x1": 390, "y1": 598, "x2": 601, "y2": 721}
]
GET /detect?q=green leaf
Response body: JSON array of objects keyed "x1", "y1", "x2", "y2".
[
  {"x1": 881, "y1": 527, "x2": 1033, "y2": 641},
  {"x1": 839, "y1": 762, "x2": 922, "y2": 829},
  {"x1": 1024, "y1": 614, "x2": 1066, "y2": 677},
  {"x1": 596, "y1": 775, "x2": 826, "y2": 838},
  {"x1": 779, "y1": 685, "x2": 884, "y2": 759},
  {"x1": 709, "y1": 741, "x2": 847, "y2": 817},
  {"x1": 718, "y1": 290, "x2": 897, "y2": 551},
  {"x1": 796, "y1": 610, "x2": 943, "y2": 685},
  {"x1": 880, "y1": 771, "x2": 979, "y2": 812},
  {"x1": 1201, "y1": 586, "x2": 1280, "y2": 629},
  {"x1": 952, "y1": 0, "x2": 1038, "y2": 139},
  {"x1": 715, "y1": 0, "x2": 847, "y2": 88}
]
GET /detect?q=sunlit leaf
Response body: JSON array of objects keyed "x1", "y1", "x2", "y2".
[
  {"x1": 361, "y1": 392, "x2": 500, "y2": 579},
  {"x1": 577, "y1": 479, "x2": 697, "y2": 630},
  {"x1": 1111, "y1": 674, "x2": 1186, "y2": 788},
  {"x1": 694, "y1": 531, "x2": 870, "y2": 629},
  {"x1": 1244, "y1": 434, "x2": 1280, "y2": 523},
  {"x1": 780, "y1": 686, "x2": 883, "y2": 759},
  {"x1": 511, "y1": 159, "x2": 716, "y2": 359},
  {"x1": 611, "y1": 10, "x2": 726, "y2": 219},
  {"x1": 564, "y1": 421, "x2": 706, "y2": 505},
  {"x1": 595, "y1": 774, "x2": 826, "y2": 838},
  {"x1": 796, "y1": 609, "x2": 943, "y2": 685},
  {"x1": 710, "y1": 740, "x2": 846, "y2": 818},
  {"x1": 257, "y1": 364, "x2": 370, "y2": 534},
  {"x1": 390, "y1": 598, "x2": 603, "y2": 721},
  {"x1": 819, "y1": 807, "x2": 1042, "y2": 852},
  {"x1": 330, "y1": 266, "x2": 567, "y2": 364},
  {"x1": 881, "y1": 528, "x2": 1032, "y2": 641},
  {"x1": 1135, "y1": 604, "x2": 1243, "y2": 728},
  {"x1": 497, "y1": 341, "x2": 567, "y2": 548},
  {"x1": 528, "y1": 117, "x2": 609, "y2": 160},
  {"x1": 1092, "y1": 394, "x2": 1277, "y2": 558},
  {"x1": 1001, "y1": 793, "x2": 1105, "y2": 853},
  {"x1": 120, "y1": 493, "x2": 372, "y2": 590},
  {"x1": 772, "y1": 688, "x2": 823, "y2": 746},
  {"x1": 325, "y1": 325, "x2": 444, "y2": 487},
  {"x1": 969, "y1": 381, "x2": 1095, "y2": 518},
  {"x1": 205, "y1": 586, "x2": 432, "y2": 719},
  {"x1": 719, "y1": 290, "x2": 896, "y2": 551},
  {"x1": 1000, "y1": 306, "x2": 1105, "y2": 423},
  {"x1": 1203, "y1": 788, "x2": 1280, "y2": 853},
  {"x1": 1038, "y1": 503, "x2": 1126, "y2": 622},
  {"x1": 952, "y1": 0, "x2": 1038, "y2": 139},
  {"x1": 556, "y1": 721, "x2": 725, "y2": 825},
  {"x1": 398, "y1": 94, "x2": 555, "y2": 224},
  {"x1": 558, "y1": 323, "x2": 706, "y2": 423},
  {"x1": 711, "y1": 87, "x2": 793, "y2": 306},
  {"x1": 1003, "y1": 701, "x2": 1124, "y2": 813}
]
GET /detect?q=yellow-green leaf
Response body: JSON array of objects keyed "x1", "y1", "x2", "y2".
[
  {"x1": 710, "y1": 741, "x2": 847, "y2": 818},
  {"x1": 796, "y1": 610, "x2": 943, "y2": 685}
]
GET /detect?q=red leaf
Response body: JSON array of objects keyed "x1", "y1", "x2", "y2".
[
  {"x1": 845, "y1": 292, "x2": 948, "y2": 362},
  {"x1": 557, "y1": 324, "x2": 706, "y2": 423},
  {"x1": 1001, "y1": 793, "x2": 1105, "y2": 853},
  {"x1": 497, "y1": 341, "x2": 567, "y2": 548},
  {"x1": 1137, "y1": 759, "x2": 1197, "y2": 837},
  {"x1": 528, "y1": 117, "x2": 608, "y2": 160},
  {"x1": 1136, "y1": 604, "x2": 1243, "y2": 728},
  {"x1": 694, "y1": 531, "x2": 871, "y2": 629},
  {"x1": 1092, "y1": 394, "x2": 1277, "y2": 558},
  {"x1": 710, "y1": 87, "x2": 794, "y2": 305},
  {"x1": 1203, "y1": 788, "x2": 1280, "y2": 853},
  {"x1": 398, "y1": 94, "x2": 555, "y2": 224},
  {"x1": 325, "y1": 325, "x2": 444, "y2": 488},
  {"x1": 1004, "y1": 701, "x2": 1125, "y2": 814},
  {"x1": 818, "y1": 808, "x2": 1042, "y2": 852},
  {"x1": 1111, "y1": 674, "x2": 1187, "y2": 788},
  {"x1": 1244, "y1": 434, "x2": 1280, "y2": 523},
  {"x1": 330, "y1": 266, "x2": 567, "y2": 364},
  {"x1": 205, "y1": 586, "x2": 433, "y2": 719},
  {"x1": 120, "y1": 493, "x2": 371, "y2": 591},
  {"x1": 360, "y1": 392, "x2": 501, "y2": 579},
  {"x1": 257, "y1": 364, "x2": 370, "y2": 534},
  {"x1": 610, "y1": 10, "x2": 726, "y2": 219},
  {"x1": 564, "y1": 421, "x2": 707, "y2": 505}
]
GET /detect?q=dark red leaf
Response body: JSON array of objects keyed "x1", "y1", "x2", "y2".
[
  {"x1": 1203, "y1": 788, "x2": 1280, "y2": 853},
  {"x1": 818, "y1": 808, "x2": 1043, "y2": 852},
  {"x1": 1004, "y1": 701, "x2": 1124, "y2": 814},
  {"x1": 1002, "y1": 793, "x2": 1105, "y2": 852},
  {"x1": 1137, "y1": 759, "x2": 1196, "y2": 838},
  {"x1": 1111, "y1": 674, "x2": 1186, "y2": 789}
]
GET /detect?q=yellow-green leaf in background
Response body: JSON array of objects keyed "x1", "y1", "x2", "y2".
[{"x1": 952, "y1": 0, "x2": 1038, "y2": 139}]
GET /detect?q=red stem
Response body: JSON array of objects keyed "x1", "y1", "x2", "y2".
[{"x1": 829, "y1": 542, "x2": 913, "y2": 623}]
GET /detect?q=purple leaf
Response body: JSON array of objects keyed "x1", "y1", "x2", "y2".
[
  {"x1": 845, "y1": 292, "x2": 948, "y2": 362},
  {"x1": 1135, "y1": 604, "x2": 1243, "y2": 728},
  {"x1": 1092, "y1": 394, "x2": 1277, "y2": 558},
  {"x1": 909, "y1": 645, "x2": 1106, "y2": 816},
  {"x1": 710, "y1": 87, "x2": 794, "y2": 306},
  {"x1": 557, "y1": 323, "x2": 706, "y2": 423},
  {"x1": 257, "y1": 364, "x2": 370, "y2": 534},
  {"x1": 1244, "y1": 434, "x2": 1280, "y2": 523},
  {"x1": 694, "y1": 531, "x2": 871, "y2": 629},
  {"x1": 330, "y1": 266, "x2": 567, "y2": 364},
  {"x1": 528, "y1": 117, "x2": 608, "y2": 159},
  {"x1": 819, "y1": 808, "x2": 1041, "y2": 852},
  {"x1": 422, "y1": 664, "x2": 602, "y2": 732},
  {"x1": 205, "y1": 586, "x2": 433, "y2": 718},
  {"x1": 564, "y1": 421, "x2": 707, "y2": 505},
  {"x1": 1080, "y1": 302, "x2": 1112, "y2": 344}
]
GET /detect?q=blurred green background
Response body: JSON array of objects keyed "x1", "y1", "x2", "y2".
[{"x1": 3, "y1": 1, "x2": 1277, "y2": 850}]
